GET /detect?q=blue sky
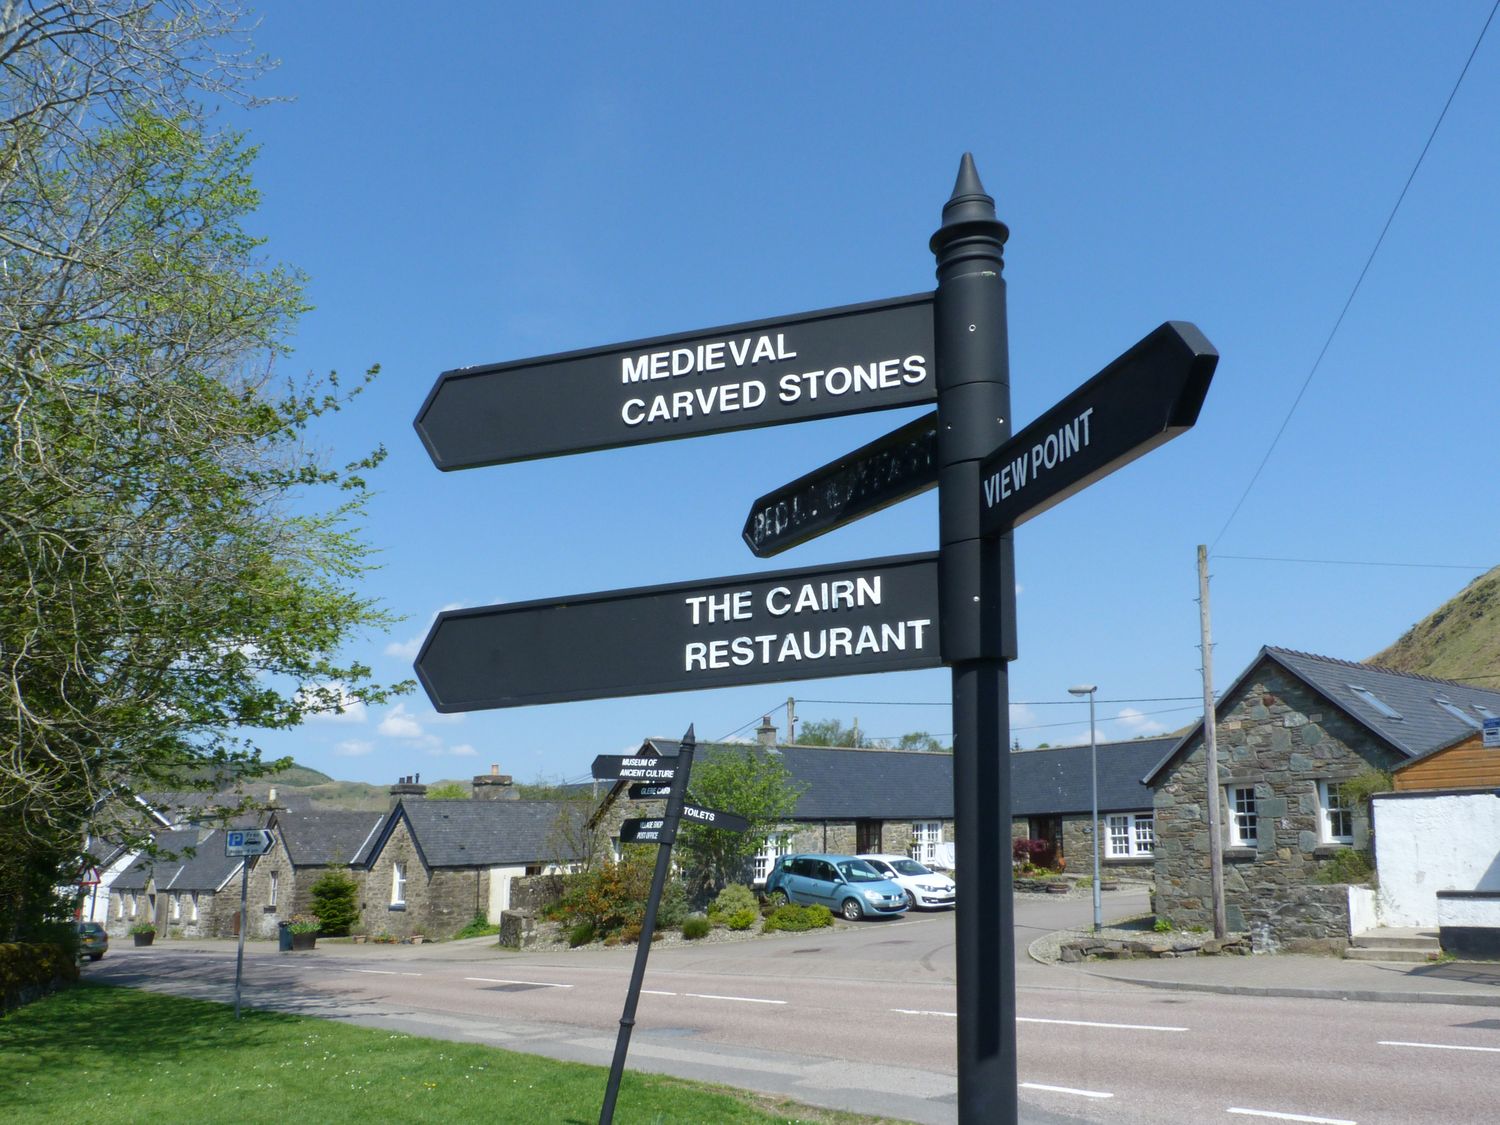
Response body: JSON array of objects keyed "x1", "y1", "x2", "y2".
[{"x1": 230, "y1": 3, "x2": 1499, "y2": 786}]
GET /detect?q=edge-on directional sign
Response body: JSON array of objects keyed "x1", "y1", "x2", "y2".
[
  {"x1": 416, "y1": 552, "x2": 941, "y2": 712},
  {"x1": 415, "y1": 294, "x2": 935, "y2": 470},
  {"x1": 743, "y1": 411, "x2": 938, "y2": 557},
  {"x1": 978, "y1": 321, "x2": 1217, "y2": 536}
]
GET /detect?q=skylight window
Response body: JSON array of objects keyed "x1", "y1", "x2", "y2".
[
  {"x1": 1434, "y1": 698, "x2": 1481, "y2": 729},
  {"x1": 1474, "y1": 704, "x2": 1498, "y2": 721},
  {"x1": 1348, "y1": 685, "x2": 1402, "y2": 720}
]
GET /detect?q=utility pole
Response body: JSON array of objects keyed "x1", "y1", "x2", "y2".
[
  {"x1": 1198, "y1": 545, "x2": 1227, "y2": 939},
  {"x1": 786, "y1": 696, "x2": 797, "y2": 743}
]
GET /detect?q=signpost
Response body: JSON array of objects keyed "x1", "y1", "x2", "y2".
[
  {"x1": 743, "y1": 411, "x2": 938, "y2": 557},
  {"x1": 414, "y1": 155, "x2": 1216, "y2": 1124},
  {"x1": 978, "y1": 321, "x2": 1218, "y2": 535},
  {"x1": 416, "y1": 553, "x2": 940, "y2": 712},
  {"x1": 619, "y1": 817, "x2": 665, "y2": 844},
  {"x1": 226, "y1": 829, "x2": 274, "y2": 1020},
  {"x1": 415, "y1": 294, "x2": 935, "y2": 470},
  {"x1": 627, "y1": 783, "x2": 672, "y2": 800}
]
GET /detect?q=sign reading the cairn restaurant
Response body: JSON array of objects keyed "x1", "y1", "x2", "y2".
[
  {"x1": 414, "y1": 294, "x2": 935, "y2": 469},
  {"x1": 415, "y1": 553, "x2": 941, "y2": 711}
]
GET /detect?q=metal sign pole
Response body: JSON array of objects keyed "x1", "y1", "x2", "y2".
[
  {"x1": 599, "y1": 724, "x2": 697, "y2": 1125},
  {"x1": 932, "y1": 154, "x2": 1018, "y2": 1123},
  {"x1": 233, "y1": 860, "x2": 249, "y2": 1020}
]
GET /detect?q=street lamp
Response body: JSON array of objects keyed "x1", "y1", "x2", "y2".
[{"x1": 1068, "y1": 684, "x2": 1103, "y2": 934}]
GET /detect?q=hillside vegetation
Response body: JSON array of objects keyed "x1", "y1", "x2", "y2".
[{"x1": 1369, "y1": 565, "x2": 1500, "y2": 684}]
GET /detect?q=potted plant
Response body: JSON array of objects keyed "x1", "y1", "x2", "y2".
[
  {"x1": 129, "y1": 922, "x2": 156, "y2": 946},
  {"x1": 286, "y1": 913, "x2": 321, "y2": 951}
]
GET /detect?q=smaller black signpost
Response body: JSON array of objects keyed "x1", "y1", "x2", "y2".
[
  {"x1": 596, "y1": 726, "x2": 750, "y2": 1125},
  {"x1": 591, "y1": 754, "x2": 676, "y2": 782},
  {"x1": 226, "y1": 829, "x2": 275, "y2": 1021}
]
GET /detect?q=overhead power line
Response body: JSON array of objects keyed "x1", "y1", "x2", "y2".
[
  {"x1": 1212, "y1": 1, "x2": 1499, "y2": 551},
  {"x1": 1216, "y1": 554, "x2": 1494, "y2": 571}
]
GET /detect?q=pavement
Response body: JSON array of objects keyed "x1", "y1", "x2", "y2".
[{"x1": 1034, "y1": 928, "x2": 1500, "y2": 1008}]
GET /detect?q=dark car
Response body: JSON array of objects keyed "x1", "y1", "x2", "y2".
[
  {"x1": 75, "y1": 921, "x2": 108, "y2": 961},
  {"x1": 764, "y1": 853, "x2": 909, "y2": 920}
]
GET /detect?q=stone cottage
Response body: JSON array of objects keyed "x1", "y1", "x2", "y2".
[
  {"x1": 1144, "y1": 646, "x2": 1500, "y2": 950},
  {"x1": 241, "y1": 808, "x2": 385, "y2": 938},
  {"x1": 107, "y1": 827, "x2": 244, "y2": 939}
]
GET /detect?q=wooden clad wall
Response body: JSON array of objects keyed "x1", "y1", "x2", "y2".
[{"x1": 1393, "y1": 734, "x2": 1500, "y2": 791}]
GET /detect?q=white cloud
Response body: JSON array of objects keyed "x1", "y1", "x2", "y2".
[
  {"x1": 378, "y1": 702, "x2": 425, "y2": 739},
  {"x1": 300, "y1": 682, "x2": 368, "y2": 723},
  {"x1": 1113, "y1": 707, "x2": 1168, "y2": 737},
  {"x1": 449, "y1": 743, "x2": 477, "y2": 757},
  {"x1": 335, "y1": 740, "x2": 375, "y2": 757}
]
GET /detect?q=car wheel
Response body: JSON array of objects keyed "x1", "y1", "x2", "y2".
[
  {"x1": 903, "y1": 890, "x2": 916, "y2": 910},
  {"x1": 841, "y1": 897, "x2": 863, "y2": 921},
  {"x1": 767, "y1": 889, "x2": 789, "y2": 907},
  {"x1": 89, "y1": 953, "x2": 103, "y2": 961}
]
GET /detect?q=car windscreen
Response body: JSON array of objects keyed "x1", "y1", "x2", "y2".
[
  {"x1": 836, "y1": 860, "x2": 886, "y2": 882},
  {"x1": 888, "y1": 859, "x2": 932, "y2": 876}
]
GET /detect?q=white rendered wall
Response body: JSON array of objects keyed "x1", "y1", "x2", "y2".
[{"x1": 1374, "y1": 792, "x2": 1500, "y2": 927}]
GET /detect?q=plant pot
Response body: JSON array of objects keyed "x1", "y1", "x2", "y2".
[
  {"x1": 1045, "y1": 883, "x2": 1070, "y2": 895},
  {"x1": 352, "y1": 935, "x2": 368, "y2": 944},
  {"x1": 133, "y1": 932, "x2": 155, "y2": 946},
  {"x1": 290, "y1": 932, "x2": 317, "y2": 951}
]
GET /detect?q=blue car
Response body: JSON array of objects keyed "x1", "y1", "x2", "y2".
[{"x1": 764, "y1": 853, "x2": 909, "y2": 920}]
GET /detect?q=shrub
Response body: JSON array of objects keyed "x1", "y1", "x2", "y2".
[
  {"x1": 726, "y1": 908, "x2": 758, "y2": 931},
  {"x1": 762, "y1": 904, "x2": 834, "y2": 933},
  {"x1": 1314, "y1": 848, "x2": 1375, "y2": 885},
  {"x1": 128, "y1": 922, "x2": 156, "y2": 936},
  {"x1": 567, "y1": 920, "x2": 596, "y2": 947},
  {"x1": 1153, "y1": 917, "x2": 1172, "y2": 934},
  {"x1": 552, "y1": 858, "x2": 654, "y2": 941},
  {"x1": 656, "y1": 879, "x2": 689, "y2": 930},
  {"x1": 0, "y1": 942, "x2": 79, "y2": 1014},
  {"x1": 453, "y1": 914, "x2": 501, "y2": 940},
  {"x1": 309, "y1": 872, "x2": 360, "y2": 935},
  {"x1": 681, "y1": 915, "x2": 711, "y2": 940},
  {"x1": 710, "y1": 883, "x2": 758, "y2": 921}
]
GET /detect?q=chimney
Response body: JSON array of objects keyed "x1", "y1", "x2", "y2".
[
  {"x1": 389, "y1": 774, "x2": 428, "y2": 808},
  {"x1": 471, "y1": 763, "x2": 516, "y2": 800},
  {"x1": 756, "y1": 715, "x2": 778, "y2": 747}
]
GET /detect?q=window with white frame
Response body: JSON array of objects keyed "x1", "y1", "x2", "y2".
[
  {"x1": 751, "y1": 833, "x2": 792, "y2": 885},
  {"x1": 129, "y1": 893, "x2": 138, "y2": 918},
  {"x1": 268, "y1": 870, "x2": 278, "y2": 908},
  {"x1": 171, "y1": 894, "x2": 180, "y2": 921},
  {"x1": 1227, "y1": 786, "x2": 1258, "y2": 846},
  {"x1": 391, "y1": 862, "x2": 406, "y2": 906},
  {"x1": 1318, "y1": 780, "x2": 1354, "y2": 845},
  {"x1": 190, "y1": 892, "x2": 199, "y2": 923},
  {"x1": 911, "y1": 821, "x2": 942, "y2": 864},
  {"x1": 1106, "y1": 813, "x2": 1155, "y2": 857}
]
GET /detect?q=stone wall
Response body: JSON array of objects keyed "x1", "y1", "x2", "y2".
[
  {"x1": 359, "y1": 817, "x2": 491, "y2": 940},
  {"x1": 1242, "y1": 884, "x2": 1353, "y2": 954},
  {"x1": 1153, "y1": 659, "x2": 1399, "y2": 940}
]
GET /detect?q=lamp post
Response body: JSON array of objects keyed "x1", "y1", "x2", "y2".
[{"x1": 1069, "y1": 684, "x2": 1102, "y2": 934}]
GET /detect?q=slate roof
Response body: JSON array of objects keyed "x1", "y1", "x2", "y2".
[
  {"x1": 637, "y1": 737, "x2": 1168, "y2": 820},
  {"x1": 1011, "y1": 737, "x2": 1175, "y2": 816},
  {"x1": 383, "y1": 800, "x2": 589, "y2": 868},
  {"x1": 1143, "y1": 646, "x2": 1500, "y2": 785},
  {"x1": 111, "y1": 828, "x2": 243, "y2": 893},
  {"x1": 272, "y1": 810, "x2": 385, "y2": 867}
]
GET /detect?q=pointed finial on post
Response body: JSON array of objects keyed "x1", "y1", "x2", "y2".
[
  {"x1": 680, "y1": 723, "x2": 696, "y2": 750},
  {"x1": 930, "y1": 152, "x2": 1009, "y2": 257}
]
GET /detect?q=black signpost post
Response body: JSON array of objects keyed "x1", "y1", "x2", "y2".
[{"x1": 414, "y1": 154, "x2": 1216, "y2": 1124}]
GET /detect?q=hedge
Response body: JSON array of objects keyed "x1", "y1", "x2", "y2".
[{"x1": 1, "y1": 943, "x2": 79, "y2": 1015}]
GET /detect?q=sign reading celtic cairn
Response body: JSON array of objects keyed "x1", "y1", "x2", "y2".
[{"x1": 415, "y1": 294, "x2": 935, "y2": 470}]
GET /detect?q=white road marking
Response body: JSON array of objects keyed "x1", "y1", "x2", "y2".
[
  {"x1": 684, "y1": 992, "x2": 786, "y2": 1005},
  {"x1": 641, "y1": 989, "x2": 677, "y2": 996},
  {"x1": 1019, "y1": 1016, "x2": 1188, "y2": 1032},
  {"x1": 464, "y1": 976, "x2": 573, "y2": 989},
  {"x1": 891, "y1": 1008, "x2": 957, "y2": 1017},
  {"x1": 400, "y1": 972, "x2": 421, "y2": 977},
  {"x1": 1020, "y1": 1082, "x2": 1113, "y2": 1099},
  {"x1": 351, "y1": 969, "x2": 398, "y2": 975},
  {"x1": 1379, "y1": 1039, "x2": 1500, "y2": 1054},
  {"x1": 1228, "y1": 1109, "x2": 1355, "y2": 1124}
]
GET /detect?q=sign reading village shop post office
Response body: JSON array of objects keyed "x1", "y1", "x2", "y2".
[
  {"x1": 414, "y1": 294, "x2": 934, "y2": 469},
  {"x1": 415, "y1": 552, "x2": 940, "y2": 711}
]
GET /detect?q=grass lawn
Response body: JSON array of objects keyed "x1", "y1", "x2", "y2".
[{"x1": 0, "y1": 984, "x2": 898, "y2": 1124}]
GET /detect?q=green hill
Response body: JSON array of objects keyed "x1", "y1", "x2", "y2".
[{"x1": 1368, "y1": 565, "x2": 1500, "y2": 684}]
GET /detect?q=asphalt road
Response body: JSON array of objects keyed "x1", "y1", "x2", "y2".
[{"x1": 90, "y1": 892, "x2": 1500, "y2": 1124}]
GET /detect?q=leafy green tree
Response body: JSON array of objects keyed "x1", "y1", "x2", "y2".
[
  {"x1": 308, "y1": 872, "x2": 360, "y2": 936},
  {"x1": 425, "y1": 782, "x2": 469, "y2": 800},
  {"x1": 796, "y1": 719, "x2": 861, "y2": 747},
  {"x1": 0, "y1": 3, "x2": 404, "y2": 940},
  {"x1": 677, "y1": 746, "x2": 803, "y2": 897},
  {"x1": 895, "y1": 731, "x2": 948, "y2": 753}
]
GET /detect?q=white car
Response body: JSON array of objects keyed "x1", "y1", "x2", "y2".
[{"x1": 856, "y1": 854, "x2": 956, "y2": 910}]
